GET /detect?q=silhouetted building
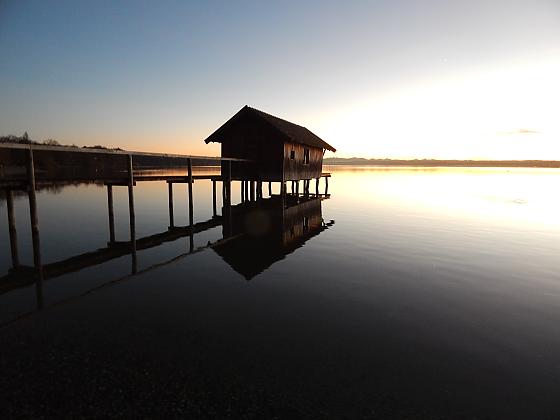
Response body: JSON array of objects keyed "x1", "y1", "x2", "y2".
[
  {"x1": 214, "y1": 195, "x2": 333, "y2": 280},
  {"x1": 204, "y1": 105, "x2": 336, "y2": 182}
]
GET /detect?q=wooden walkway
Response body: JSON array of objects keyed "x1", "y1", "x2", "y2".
[{"x1": 1, "y1": 143, "x2": 332, "y2": 304}]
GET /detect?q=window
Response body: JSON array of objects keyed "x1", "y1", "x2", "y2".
[
  {"x1": 303, "y1": 148, "x2": 310, "y2": 165},
  {"x1": 290, "y1": 150, "x2": 295, "y2": 160}
]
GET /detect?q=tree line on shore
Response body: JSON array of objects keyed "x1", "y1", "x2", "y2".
[
  {"x1": 0, "y1": 132, "x2": 122, "y2": 151},
  {"x1": 324, "y1": 157, "x2": 560, "y2": 168}
]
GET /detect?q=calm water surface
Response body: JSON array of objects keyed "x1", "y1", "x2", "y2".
[{"x1": 1, "y1": 166, "x2": 559, "y2": 419}]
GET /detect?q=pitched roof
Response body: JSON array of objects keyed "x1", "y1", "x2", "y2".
[{"x1": 204, "y1": 105, "x2": 336, "y2": 152}]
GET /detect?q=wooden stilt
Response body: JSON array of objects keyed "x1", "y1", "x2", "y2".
[
  {"x1": 127, "y1": 154, "x2": 137, "y2": 274},
  {"x1": 107, "y1": 185, "x2": 116, "y2": 243},
  {"x1": 187, "y1": 158, "x2": 194, "y2": 228},
  {"x1": 315, "y1": 178, "x2": 320, "y2": 195},
  {"x1": 27, "y1": 148, "x2": 44, "y2": 307},
  {"x1": 225, "y1": 160, "x2": 232, "y2": 205},
  {"x1": 212, "y1": 180, "x2": 217, "y2": 217},
  {"x1": 6, "y1": 189, "x2": 19, "y2": 268},
  {"x1": 268, "y1": 181, "x2": 272, "y2": 197},
  {"x1": 257, "y1": 181, "x2": 262, "y2": 199},
  {"x1": 325, "y1": 176, "x2": 329, "y2": 194},
  {"x1": 241, "y1": 179, "x2": 245, "y2": 202},
  {"x1": 167, "y1": 182, "x2": 174, "y2": 229},
  {"x1": 250, "y1": 180, "x2": 255, "y2": 201}
]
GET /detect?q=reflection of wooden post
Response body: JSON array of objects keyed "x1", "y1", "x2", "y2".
[
  {"x1": 187, "y1": 158, "x2": 194, "y2": 228},
  {"x1": 168, "y1": 182, "x2": 174, "y2": 229},
  {"x1": 6, "y1": 190, "x2": 19, "y2": 268},
  {"x1": 268, "y1": 181, "x2": 272, "y2": 197},
  {"x1": 127, "y1": 154, "x2": 137, "y2": 274},
  {"x1": 27, "y1": 148, "x2": 44, "y2": 307},
  {"x1": 212, "y1": 180, "x2": 217, "y2": 217},
  {"x1": 107, "y1": 185, "x2": 116, "y2": 243}
]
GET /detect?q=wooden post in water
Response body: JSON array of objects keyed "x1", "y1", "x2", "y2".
[
  {"x1": 268, "y1": 181, "x2": 272, "y2": 197},
  {"x1": 6, "y1": 189, "x2": 19, "y2": 268},
  {"x1": 325, "y1": 176, "x2": 329, "y2": 195},
  {"x1": 167, "y1": 182, "x2": 174, "y2": 229},
  {"x1": 249, "y1": 181, "x2": 255, "y2": 201},
  {"x1": 241, "y1": 179, "x2": 245, "y2": 202},
  {"x1": 107, "y1": 185, "x2": 116, "y2": 243},
  {"x1": 187, "y1": 158, "x2": 194, "y2": 227},
  {"x1": 127, "y1": 154, "x2": 137, "y2": 274},
  {"x1": 26, "y1": 148, "x2": 44, "y2": 307},
  {"x1": 257, "y1": 181, "x2": 262, "y2": 199},
  {"x1": 315, "y1": 178, "x2": 320, "y2": 196},
  {"x1": 212, "y1": 180, "x2": 217, "y2": 217},
  {"x1": 225, "y1": 160, "x2": 232, "y2": 205}
]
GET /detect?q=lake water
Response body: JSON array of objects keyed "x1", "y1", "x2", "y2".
[{"x1": 1, "y1": 166, "x2": 560, "y2": 419}]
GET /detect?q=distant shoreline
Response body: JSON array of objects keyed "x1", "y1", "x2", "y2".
[{"x1": 324, "y1": 158, "x2": 560, "y2": 168}]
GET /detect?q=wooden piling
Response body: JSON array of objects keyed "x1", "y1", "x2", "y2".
[
  {"x1": 27, "y1": 149, "x2": 42, "y2": 277},
  {"x1": 107, "y1": 185, "x2": 116, "y2": 242},
  {"x1": 315, "y1": 178, "x2": 320, "y2": 195},
  {"x1": 268, "y1": 181, "x2": 272, "y2": 197},
  {"x1": 241, "y1": 179, "x2": 245, "y2": 202},
  {"x1": 6, "y1": 189, "x2": 19, "y2": 268},
  {"x1": 168, "y1": 182, "x2": 174, "y2": 229},
  {"x1": 224, "y1": 160, "x2": 232, "y2": 205},
  {"x1": 187, "y1": 158, "x2": 194, "y2": 227},
  {"x1": 127, "y1": 154, "x2": 137, "y2": 274},
  {"x1": 325, "y1": 176, "x2": 329, "y2": 194},
  {"x1": 212, "y1": 180, "x2": 217, "y2": 217},
  {"x1": 26, "y1": 148, "x2": 44, "y2": 306}
]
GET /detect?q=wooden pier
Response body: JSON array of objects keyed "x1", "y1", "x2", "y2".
[{"x1": 1, "y1": 143, "x2": 332, "y2": 297}]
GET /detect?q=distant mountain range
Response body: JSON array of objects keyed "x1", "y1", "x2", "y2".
[{"x1": 324, "y1": 157, "x2": 560, "y2": 168}]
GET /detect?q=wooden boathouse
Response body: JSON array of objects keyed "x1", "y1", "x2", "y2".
[{"x1": 204, "y1": 106, "x2": 336, "y2": 193}]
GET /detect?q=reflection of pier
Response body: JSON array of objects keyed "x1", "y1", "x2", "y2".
[{"x1": 1, "y1": 143, "x2": 333, "y2": 307}]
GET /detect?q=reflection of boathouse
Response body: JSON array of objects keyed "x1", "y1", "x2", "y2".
[{"x1": 214, "y1": 195, "x2": 334, "y2": 280}]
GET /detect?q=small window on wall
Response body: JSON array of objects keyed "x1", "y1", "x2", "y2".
[
  {"x1": 290, "y1": 150, "x2": 295, "y2": 160},
  {"x1": 303, "y1": 148, "x2": 310, "y2": 165}
]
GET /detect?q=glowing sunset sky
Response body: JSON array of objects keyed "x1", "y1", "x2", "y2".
[{"x1": 1, "y1": 0, "x2": 559, "y2": 159}]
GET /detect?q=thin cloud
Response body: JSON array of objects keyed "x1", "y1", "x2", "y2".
[{"x1": 498, "y1": 128, "x2": 540, "y2": 135}]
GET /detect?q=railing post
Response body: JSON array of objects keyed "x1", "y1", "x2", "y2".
[
  {"x1": 6, "y1": 189, "x2": 19, "y2": 268},
  {"x1": 107, "y1": 184, "x2": 116, "y2": 243},
  {"x1": 127, "y1": 154, "x2": 137, "y2": 274},
  {"x1": 168, "y1": 181, "x2": 174, "y2": 229}
]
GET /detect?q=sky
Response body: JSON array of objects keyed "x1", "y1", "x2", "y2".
[{"x1": 1, "y1": 0, "x2": 559, "y2": 159}]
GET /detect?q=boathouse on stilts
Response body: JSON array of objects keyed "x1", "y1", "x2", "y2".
[{"x1": 204, "y1": 105, "x2": 336, "y2": 197}]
